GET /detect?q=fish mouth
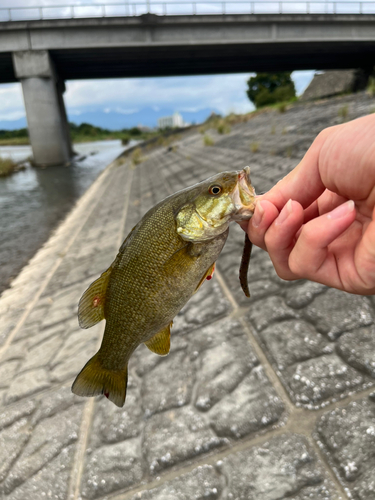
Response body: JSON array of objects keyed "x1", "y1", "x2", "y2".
[{"x1": 230, "y1": 166, "x2": 256, "y2": 221}]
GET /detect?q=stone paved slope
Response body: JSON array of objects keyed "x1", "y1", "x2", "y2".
[{"x1": 0, "y1": 92, "x2": 375, "y2": 500}]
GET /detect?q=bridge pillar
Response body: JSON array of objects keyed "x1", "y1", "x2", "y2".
[{"x1": 12, "y1": 50, "x2": 73, "y2": 167}]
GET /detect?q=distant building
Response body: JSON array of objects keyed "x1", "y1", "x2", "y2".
[
  {"x1": 137, "y1": 125, "x2": 152, "y2": 132},
  {"x1": 157, "y1": 111, "x2": 185, "y2": 129}
]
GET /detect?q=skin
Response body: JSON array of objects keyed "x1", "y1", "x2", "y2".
[{"x1": 241, "y1": 114, "x2": 375, "y2": 295}]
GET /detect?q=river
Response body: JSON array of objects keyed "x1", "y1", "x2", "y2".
[{"x1": 0, "y1": 140, "x2": 133, "y2": 294}]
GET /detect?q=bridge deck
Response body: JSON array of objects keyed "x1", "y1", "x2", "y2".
[{"x1": 1, "y1": 13, "x2": 375, "y2": 82}]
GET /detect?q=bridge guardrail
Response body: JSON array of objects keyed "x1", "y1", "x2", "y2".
[{"x1": 1, "y1": 1, "x2": 375, "y2": 21}]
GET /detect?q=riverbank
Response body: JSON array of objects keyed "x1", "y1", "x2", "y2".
[{"x1": 0, "y1": 90, "x2": 374, "y2": 500}]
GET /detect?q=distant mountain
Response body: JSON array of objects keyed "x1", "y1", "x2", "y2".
[
  {"x1": 0, "y1": 107, "x2": 219, "y2": 131},
  {"x1": 0, "y1": 117, "x2": 27, "y2": 130},
  {"x1": 67, "y1": 107, "x2": 218, "y2": 130}
]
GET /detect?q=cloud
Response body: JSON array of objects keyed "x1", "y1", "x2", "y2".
[
  {"x1": 0, "y1": 83, "x2": 25, "y2": 121},
  {"x1": 64, "y1": 73, "x2": 256, "y2": 116}
]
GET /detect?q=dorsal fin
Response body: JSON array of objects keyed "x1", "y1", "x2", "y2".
[
  {"x1": 144, "y1": 323, "x2": 172, "y2": 356},
  {"x1": 78, "y1": 267, "x2": 112, "y2": 329}
]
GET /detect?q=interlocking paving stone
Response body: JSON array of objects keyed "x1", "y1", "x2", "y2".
[
  {"x1": 128, "y1": 465, "x2": 223, "y2": 500},
  {"x1": 0, "y1": 386, "x2": 84, "y2": 497},
  {"x1": 209, "y1": 366, "x2": 285, "y2": 439},
  {"x1": 303, "y1": 289, "x2": 374, "y2": 341},
  {"x1": 143, "y1": 405, "x2": 227, "y2": 475},
  {"x1": 1, "y1": 93, "x2": 375, "y2": 498},
  {"x1": 90, "y1": 377, "x2": 142, "y2": 448},
  {"x1": 336, "y1": 326, "x2": 375, "y2": 378},
  {"x1": 131, "y1": 465, "x2": 223, "y2": 500},
  {"x1": 141, "y1": 349, "x2": 195, "y2": 417},
  {"x1": 221, "y1": 433, "x2": 334, "y2": 500},
  {"x1": 81, "y1": 438, "x2": 143, "y2": 499},
  {"x1": 315, "y1": 396, "x2": 375, "y2": 499}
]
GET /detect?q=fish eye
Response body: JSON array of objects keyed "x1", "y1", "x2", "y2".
[{"x1": 209, "y1": 185, "x2": 222, "y2": 195}]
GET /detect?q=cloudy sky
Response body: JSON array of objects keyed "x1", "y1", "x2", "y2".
[
  {"x1": 0, "y1": 70, "x2": 316, "y2": 126},
  {"x1": 0, "y1": 0, "x2": 323, "y2": 126}
]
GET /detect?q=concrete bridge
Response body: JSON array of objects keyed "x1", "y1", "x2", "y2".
[{"x1": 1, "y1": 5, "x2": 375, "y2": 166}]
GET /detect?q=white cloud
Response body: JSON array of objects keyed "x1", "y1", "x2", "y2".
[
  {"x1": 0, "y1": 71, "x2": 315, "y2": 126},
  {"x1": 64, "y1": 73, "x2": 256, "y2": 116},
  {"x1": 0, "y1": 83, "x2": 25, "y2": 121}
]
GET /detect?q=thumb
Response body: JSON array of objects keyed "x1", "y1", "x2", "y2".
[{"x1": 354, "y1": 205, "x2": 375, "y2": 291}]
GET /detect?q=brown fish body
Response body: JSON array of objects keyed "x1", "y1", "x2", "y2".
[
  {"x1": 72, "y1": 168, "x2": 256, "y2": 407},
  {"x1": 101, "y1": 192, "x2": 228, "y2": 369}
]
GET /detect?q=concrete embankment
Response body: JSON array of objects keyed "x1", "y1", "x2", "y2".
[{"x1": 0, "y1": 92, "x2": 375, "y2": 499}]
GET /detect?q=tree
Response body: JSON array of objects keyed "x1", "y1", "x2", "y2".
[{"x1": 246, "y1": 72, "x2": 296, "y2": 108}]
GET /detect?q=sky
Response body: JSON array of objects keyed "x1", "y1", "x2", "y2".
[{"x1": 0, "y1": 71, "x2": 316, "y2": 128}]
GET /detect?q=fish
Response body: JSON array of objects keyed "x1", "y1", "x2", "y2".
[{"x1": 71, "y1": 166, "x2": 256, "y2": 407}]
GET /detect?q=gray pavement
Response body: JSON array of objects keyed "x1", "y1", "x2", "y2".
[{"x1": 1, "y1": 92, "x2": 375, "y2": 500}]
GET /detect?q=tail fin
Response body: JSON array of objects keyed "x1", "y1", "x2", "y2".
[{"x1": 71, "y1": 352, "x2": 128, "y2": 407}]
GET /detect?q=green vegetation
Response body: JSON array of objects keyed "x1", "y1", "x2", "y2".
[
  {"x1": 203, "y1": 134, "x2": 214, "y2": 146},
  {"x1": 68, "y1": 122, "x2": 154, "y2": 143},
  {"x1": 250, "y1": 142, "x2": 259, "y2": 153},
  {"x1": 216, "y1": 119, "x2": 231, "y2": 135},
  {"x1": 338, "y1": 105, "x2": 349, "y2": 121},
  {"x1": 131, "y1": 147, "x2": 145, "y2": 166},
  {"x1": 277, "y1": 102, "x2": 287, "y2": 113},
  {"x1": 0, "y1": 157, "x2": 20, "y2": 177},
  {"x1": 0, "y1": 123, "x2": 156, "y2": 146},
  {"x1": 367, "y1": 77, "x2": 375, "y2": 97},
  {"x1": 246, "y1": 72, "x2": 296, "y2": 109},
  {"x1": 0, "y1": 128, "x2": 29, "y2": 146}
]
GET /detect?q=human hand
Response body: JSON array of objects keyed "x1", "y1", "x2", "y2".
[{"x1": 243, "y1": 114, "x2": 375, "y2": 295}]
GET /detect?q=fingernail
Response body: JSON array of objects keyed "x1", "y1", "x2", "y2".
[
  {"x1": 252, "y1": 201, "x2": 264, "y2": 228},
  {"x1": 275, "y1": 199, "x2": 293, "y2": 226},
  {"x1": 327, "y1": 200, "x2": 355, "y2": 220}
]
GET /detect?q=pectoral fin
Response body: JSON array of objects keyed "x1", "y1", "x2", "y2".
[
  {"x1": 78, "y1": 267, "x2": 112, "y2": 328},
  {"x1": 144, "y1": 323, "x2": 172, "y2": 356},
  {"x1": 194, "y1": 262, "x2": 216, "y2": 293},
  {"x1": 239, "y1": 233, "x2": 252, "y2": 298}
]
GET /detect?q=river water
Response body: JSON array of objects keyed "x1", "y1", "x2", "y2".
[{"x1": 0, "y1": 140, "x2": 132, "y2": 294}]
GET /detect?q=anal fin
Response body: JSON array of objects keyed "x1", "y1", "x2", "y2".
[{"x1": 144, "y1": 323, "x2": 172, "y2": 356}]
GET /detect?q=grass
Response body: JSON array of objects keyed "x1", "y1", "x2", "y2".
[
  {"x1": 0, "y1": 157, "x2": 20, "y2": 177},
  {"x1": 338, "y1": 105, "x2": 349, "y2": 121},
  {"x1": 0, "y1": 137, "x2": 30, "y2": 146},
  {"x1": 131, "y1": 147, "x2": 144, "y2": 166},
  {"x1": 216, "y1": 120, "x2": 231, "y2": 135},
  {"x1": 367, "y1": 77, "x2": 375, "y2": 97},
  {"x1": 203, "y1": 134, "x2": 214, "y2": 146},
  {"x1": 250, "y1": 142, "x2": 259, "y2": 153}
]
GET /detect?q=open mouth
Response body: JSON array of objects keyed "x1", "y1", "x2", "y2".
[{"x1": 231, "y1": 166, "x2": 256, "y2": 220}]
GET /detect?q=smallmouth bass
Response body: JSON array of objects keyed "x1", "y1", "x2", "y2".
[{"x1": 72, "y1": 167, "x2": 256, "y2": 407}]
